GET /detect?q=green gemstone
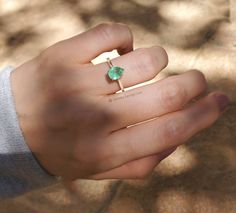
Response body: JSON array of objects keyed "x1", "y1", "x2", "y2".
[{"x1": 108, "y1": 66, "x2": 124, "y2": 80}]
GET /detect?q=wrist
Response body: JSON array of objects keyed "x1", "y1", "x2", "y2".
[{"x1": 11, "y1": 59, "x2": 50, "y2": 172}]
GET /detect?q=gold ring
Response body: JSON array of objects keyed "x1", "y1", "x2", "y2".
[{"x1": 106, "y1": 58, "x2": 125, "y2": 92}]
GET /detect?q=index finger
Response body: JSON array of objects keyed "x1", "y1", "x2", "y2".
[{"x1": 61, "y1": 23, "x2": 133, "y2": 63}]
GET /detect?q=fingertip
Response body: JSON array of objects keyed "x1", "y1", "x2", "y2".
[
  {"x1": 184, "y1": 70, "x2": 208, "y2": 94},
  {"x1": 188, "y1": 92, "x2": 230, "y2": 131},
  {"x1": 116, "y1": 23, "x2": 134, "y2": 55},
  {"x1": 210, "y1": 92, "x2": 230, "y2": 113},
  {"x1": 150, "y1": 46, "x2": 169, "y2": 69},
  {"x1": 174, "y1": 92, "x2": 229, "y2": 141}
]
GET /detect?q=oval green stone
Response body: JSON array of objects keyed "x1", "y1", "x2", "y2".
[{"x1": 108, "y1": 66, "x2": 124, "y2": 80}]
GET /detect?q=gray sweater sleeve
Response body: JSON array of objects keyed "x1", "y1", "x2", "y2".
[{"x1": 0, "y1": 67, "x2": 56, "y2": 199}]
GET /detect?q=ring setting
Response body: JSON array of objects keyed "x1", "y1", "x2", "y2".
[{"x1": 107, "y1": 58, "x2": 125, "y2": 92}]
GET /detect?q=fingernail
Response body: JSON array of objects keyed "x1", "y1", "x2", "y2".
[{"x1": 214, "y1": 94, "x2": 230, "y2": 112}]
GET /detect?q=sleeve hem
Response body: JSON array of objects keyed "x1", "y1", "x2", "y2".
[{"x1": 0, "y1": 67, "x2": 57, "y2": 198}]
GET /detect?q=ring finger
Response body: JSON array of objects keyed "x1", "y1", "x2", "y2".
[{"x1": 82, "y1": 46, "x2": 169, "y2": 95}]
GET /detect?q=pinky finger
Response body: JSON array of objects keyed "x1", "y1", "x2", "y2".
[{"x1": 89, "y1": 147, "x2": 176, "y2": 180}]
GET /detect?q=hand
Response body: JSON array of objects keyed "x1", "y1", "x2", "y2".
[{"x1": 11, "y1": 23, "x2": 229, "y2": 180}]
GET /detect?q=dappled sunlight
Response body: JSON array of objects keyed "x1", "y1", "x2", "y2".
[
  {"x1": 68, "y1": 180, "x2": 113, "y2": 201},
  {"x1": 223, "y1": 146, "x2": 236, "y2": 170},
  {"x1": 156, "y1": 145, "x2": 198, "y2": 176},
  {"x1": 0, "y1": 0, "x2": 32, "y2": 13},
  {"x1": 154, "y1": 190, "x2": 193, "y2": 213},
  {"x1": 154, "y1": 190, "x2": 236, "y2": 213},
  {"x1": 1, "y1": 0, "x2": 236, "y2": 212},
  {"x1": 159, "y1": 1, "x2": 204, "y2": 22},
  {"x1": 133, "y1": 0, "x2": 158, "y2": 7},
  {"x1": 106, "y1": 197, "x2": 145, "y2": 213},
  {"x1": 44, "y1": 188, "x2": 72, "y2": 206},
  {"x1": 74, "y1": 0, "x2": 103, "y2": 11}
]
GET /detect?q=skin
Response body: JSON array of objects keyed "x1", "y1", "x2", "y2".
[{"x1": 10, "y1": 23, "x2": 229, "y2": 181}]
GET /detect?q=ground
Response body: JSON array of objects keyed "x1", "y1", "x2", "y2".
[{"x1": 0, "y1": 0, "x2": 236, "y2": 212}]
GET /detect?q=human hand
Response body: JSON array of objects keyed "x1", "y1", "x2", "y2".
[{"x1": 11, "y1": 23, "x2": 229, "y2": 180}]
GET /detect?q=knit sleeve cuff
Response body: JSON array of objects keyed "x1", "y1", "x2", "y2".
[{"x1": 0, "y1": 67, "x2": 57, "y2": 198}]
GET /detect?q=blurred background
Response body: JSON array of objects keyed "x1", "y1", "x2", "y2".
[{"x1": 1, "y1": 0, "x2": 236, "y2": 212}]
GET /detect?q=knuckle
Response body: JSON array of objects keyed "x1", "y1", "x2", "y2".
[
  {"x1": 136, "y1": 48, "x2": 159, "y2": 78},
  {"x1": 160, "y1": 81, "x2": 187, "y2": 109},
  {"x1": 162, "y1": 119, "x2": 184, "y2": 142},
  {"x1": 117, "y1": 23, "x2": 133, "y2": 41},
  {"x1": 135, "y1": 46, "x2": 169, "y2": 80},
  {"x1": 95, "y1": 23, "x2": 133, "y2": 44},
  {"x1": 38, "y1": 42, "x2": 63, "y2": 66},
  {"x1": 96, "y1": 23, "x2": 116, "y2": 41}
]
